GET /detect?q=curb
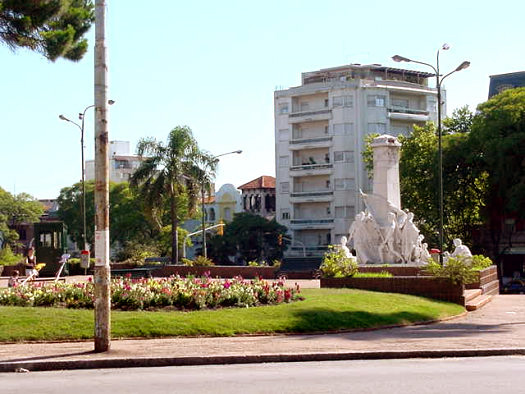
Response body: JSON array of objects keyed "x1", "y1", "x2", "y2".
[{"x1": 2, "y1": 348, "x2": 525, "y2": 373}]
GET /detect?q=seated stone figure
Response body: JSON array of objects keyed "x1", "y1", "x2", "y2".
[
  {"x1": 339, "y1": 236, "x2": 354, "y2": 259},
  {"x1": 450, "y1": 238, "x2": 472, "y2": 258}
]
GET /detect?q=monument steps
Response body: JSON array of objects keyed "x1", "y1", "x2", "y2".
[
  {"x1": 465, "y1": 294, "x2": 493, "y2": 311},
  {"x1": 463, "y1": 289, "x2": 482, "y2": 303}
]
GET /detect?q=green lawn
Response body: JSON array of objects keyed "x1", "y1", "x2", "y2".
[{"x1": 0, "y1": 289, "x2": 464, "y2": 342}]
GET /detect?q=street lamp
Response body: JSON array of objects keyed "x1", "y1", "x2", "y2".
[
  {"x1": 392, "y1": 45, "x2": 470, "y2": 264},
  {"x1": 201, "y1": 150, "x2": 242, "y2": 258},
  {"x1": 59, "y1": 100, "x2": 115, "y2": 253}
]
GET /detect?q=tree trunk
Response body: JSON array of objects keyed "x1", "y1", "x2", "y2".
[{"x1": 170, "y1": 185, "x2": 179, "y2": 264}]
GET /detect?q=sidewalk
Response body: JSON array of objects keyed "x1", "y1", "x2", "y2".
[{"x1": 1, "y1": 295, "x2": 524, "y2": 372}]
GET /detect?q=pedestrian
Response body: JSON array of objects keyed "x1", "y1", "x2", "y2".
[
  {"x1": 8, "y1": 270, "x2": 19, "y2": 288},
  {"x1": 25, "y1": 247, "x2": 39, "y2": 279}
]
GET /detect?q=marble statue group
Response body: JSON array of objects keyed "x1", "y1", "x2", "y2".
[
  {"x1": 342, "y1": 135, "x2": 431, "y2": 265},
  {"x1": 340, "y1": 134, "x2": 472, "y2": 265}
]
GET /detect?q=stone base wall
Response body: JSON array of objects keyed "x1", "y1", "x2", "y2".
[{"x1": 321, "y1": 276, "x2": 465, "y2": 305}]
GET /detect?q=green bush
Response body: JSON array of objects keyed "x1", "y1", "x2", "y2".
[
  {"x1": 423, "y1": 256, "x2": 477, "y2": 285},
  {"x1": 353, "y1": 271, "x2": 393, "y2": 278},
  {"x1": 320, "y1": 246, "x2": 358, "y2": 278},
  {"x1": 471, "y1": 255, "x2": 493, "y2": 271},
  {"x1": 0, "y1": 246, "x2": 23, "y2": 266},
  {"x1": 182, "y1": 256, "x2": 215, "y2": 267}
]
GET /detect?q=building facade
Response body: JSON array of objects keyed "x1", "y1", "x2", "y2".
[
  {"x1": 488, "y1": 71, "x2": 525, "y2": 98},
  {"x1": 274, "y1": 63, "x2": 440, "y2": 257},
  {"x1": 238, "y1": 176, "x2": 276, "y2": 220},
  {"x1": 85, "y1": 140, "x2": 142, "y2": 183}
]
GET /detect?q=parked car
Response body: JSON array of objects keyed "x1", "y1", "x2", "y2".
[{"x1": 503, "y1": 279, "x2": 525, "y2": 294}]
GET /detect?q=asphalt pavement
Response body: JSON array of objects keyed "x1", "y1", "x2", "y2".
[{"x1": 1, "y1": 294, "x2": 524, "y2": 372}]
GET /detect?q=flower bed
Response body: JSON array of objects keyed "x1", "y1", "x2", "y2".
[{"x1": 0, "y1": 275, "x2": 302, "y2": 311}]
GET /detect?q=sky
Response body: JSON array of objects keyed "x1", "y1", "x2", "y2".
[{"x1": 1, "y1": 0, "x2": 524, "y2": 199}]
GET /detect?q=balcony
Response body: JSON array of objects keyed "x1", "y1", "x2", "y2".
[
  {"x1": 289, "y1": 218, "x2": 334, "y2": 230},
  {"x1": 289, "y1": 107, "x2": 332, "y2": 123},
  {"x1": 290, "y1": 190, "x2": 333, "y2": 203},
  {"x1": 289, "y1": 163, "x2": 332, "y2": 177},
  {"x1": 289, "y1": 136, "x2": 332, "y2": 150},
  {"x1": 387, "y1": 106, "x2": 430, "y2": 122}
]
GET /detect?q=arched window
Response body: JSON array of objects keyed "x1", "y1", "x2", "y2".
[{"x1": 209, "y1": 208, "x2": 216, "y2": 222}]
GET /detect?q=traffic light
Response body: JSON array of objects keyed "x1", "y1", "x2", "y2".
[
  {"x1": 217, "y1": 221, "x2": 224, "y2": 236},
  {"x1": 278, "y1": 234, "x2": 283, "y2": 246}
]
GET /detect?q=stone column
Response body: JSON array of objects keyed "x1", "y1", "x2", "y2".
[{"x1": 371, "y1": 135, "x2": 402, "y2": 222}]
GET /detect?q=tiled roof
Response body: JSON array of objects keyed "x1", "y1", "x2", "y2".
[{"x1": 238, "y1": 176, "x2": 275, "y2": 190}]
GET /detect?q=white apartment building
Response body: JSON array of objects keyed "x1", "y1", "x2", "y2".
[
  {"x1": 274, "y1": 63, "x2": 442, "y2": 257},
  {"x1": 85, "y1": 141, "x2": 142, "y2": 183}
]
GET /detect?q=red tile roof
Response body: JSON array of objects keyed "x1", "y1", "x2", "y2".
[{"x1": 238, "y1": 176, "x2": 275, "y2": 190}]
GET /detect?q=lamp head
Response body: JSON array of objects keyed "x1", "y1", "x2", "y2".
[
  {"x1": 59, "y1": 114, "x2": 68, "y2": 121},
  {"x1": 234, "y1": 150, "x2": 242, "y2": 154},
  {"x1": 442, "y1": 43, "x2": 450, "y2": 50},
  {"x1": 455, "y1": 61, "x2": 470, "y2": 71},
  {"x1": 108, "y1": 100, "x2": 115, "y2": 105},
  {"x1": 392, "y1": 55, "x2": 411, "y2": 63}
]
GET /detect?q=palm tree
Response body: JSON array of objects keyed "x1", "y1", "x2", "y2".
[{"x1": 130, "y1": 126, "x2": 216, "y2": 264}]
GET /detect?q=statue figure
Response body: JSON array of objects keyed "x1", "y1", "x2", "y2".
[
  {"x1": 450, "y1": 238, "x2": 472, "y2": 258},
  {"x1": 339, "y1": 236, "x2": 353, "y2": 259},
  {"x1": 400, "y1": 212, "x2": 420, "y2": 263},
  {"x1": 379, "y1": 212, "x2": 403, "y2": 263}
]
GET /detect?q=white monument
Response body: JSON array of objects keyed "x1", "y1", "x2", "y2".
[{"x1": 347, "y1": 135, "x2": 430, "y2": 265}]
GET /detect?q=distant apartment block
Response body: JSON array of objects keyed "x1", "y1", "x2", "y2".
[
  {"x1": 488, "y1": 71, "x2": 525, "y2": 98},
  {"x1": 85, "y1": 141, "x2": 141, "y2": 183},
  {"x1": 274, "y1": 63, "x2": 441, "y2": 257}
]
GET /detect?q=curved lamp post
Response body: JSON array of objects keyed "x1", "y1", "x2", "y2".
[
  {"x1": 59, "y1": 100, "x2": 115, "y2": 252},
  {"x1": 392, "y1": 45, "x2": 469, "y2": 264},
  {"x1": 201, "y1": 149, "x2": 242, "y2": 258}
]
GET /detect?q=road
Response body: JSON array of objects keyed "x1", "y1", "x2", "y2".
[{"x1": 1, "y1": 356, "x2": 524, "y2": 394}]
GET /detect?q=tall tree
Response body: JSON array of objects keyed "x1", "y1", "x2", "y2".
[
  {"x1": 57, "y1": 181, "x2": 154, "y2": 248},
  {"x1": 468, "y1": 87, "x2": 525, "y2": 256},
  {"x1": 0, "y1": 0, "x2": 94, "y2": 61},
  {"x1": 208, "y1": 212, "x2": 287, "y2": 264},
  {"x1": 130, "y1": 126, "x2": 216, "y2": 264},
  {"x1": 0, "y1": 186, "x2": 43, "y2": 247}
]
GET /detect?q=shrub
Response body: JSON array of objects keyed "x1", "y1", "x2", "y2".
[
  {"x1": 0, "y1": 246, "x2": 23, "y2": 266},
  {"x1": 320, "y1": 246, "x2": 358, "y2": 278},
  {"x1": 423, "y1": 256, "x2": 478, "y2": 285},
  {"x1": 193, "y1": 256, "x2": 215, "y2": 266},
  {"x1": 247, "y1": 261, "x2": 259, "y2": 267},
  {"x1": 353, "y1": 271, "x2": 393, "y2": 278},
  {"x1": 471, "y1": 255, "x2": 493, "y2": 271}
]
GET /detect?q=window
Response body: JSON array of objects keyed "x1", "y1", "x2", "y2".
[
  {"x1": 333, "y1": 123, "x2": 353, "y2": 135},
  {"x1": 278, "y1": 128, "x2": 289, "y2": 141},
  {"x1": 334, "y1": 178, "x2": 355, "y2": 190},
  {"x1": 335, "y1": 205, "x2": 355, "y2": 218},
  {"x1": 279, "y1": 156, "x2": 289, "y2": 168},
  {"x1": 281, "y1": 209, "x2": 290, "y2": 220},
  {"x1": 324, "y1": 99, "x2": 329, "y2": 107},
  {"x1": 324, "y1": 125, "x2": 329, "y2": 134},
  {"x1": 278, "y1": 103, "x2": 289, "y2": 114},
  {"x1": 280, "y1": 182, "x2": 290, "y2": 193},
  {"x1": 333, "y1": 95, "x2": 353, "y2": 108},
  {"x1": 367, "y1": 123, "x2": 386, "y2": 134},
  {"x1": 224, "y1": 207, "x2": 231, "y2": 221},
  {"x1": 391, "y1": 98, "x2": 409, "y2": 108},
  {"x1": 367, "y1": 95, "x2": 386, "y2": 107},
  {"x1": 334, "y1": 151, "x2": 354, "y2": 163}
]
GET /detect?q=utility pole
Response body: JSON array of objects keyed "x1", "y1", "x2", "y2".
[{"x1": 94, "y1": 0, "x2": 111, "y2": 352}]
